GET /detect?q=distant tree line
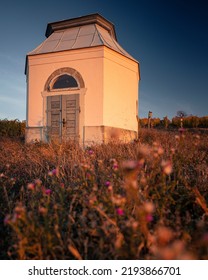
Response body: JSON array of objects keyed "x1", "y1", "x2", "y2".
[
  {"x1": 0, "y1": 116, "x2": 208, "y2": 140},
  {"x1": 139, "y1": 116, "x2": 208, "y2": 129},
  {"x1": 0, "y1": 119, "x2": 25, "y2": 138}
]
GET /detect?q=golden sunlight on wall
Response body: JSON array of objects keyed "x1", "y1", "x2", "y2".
[{"x1": 103, "y1": 48, "x2": 139, "y2": 131}]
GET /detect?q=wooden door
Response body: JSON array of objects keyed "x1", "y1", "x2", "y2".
[
  {"x1": 47, "y1": 95, "x2": 61, "y2": 141},
  {"x1": 47, "y1": 94, "x2": 79, "y2": 141},
  {"x1": 62, "y1": 94, "x2": 79, "y2": 140}
]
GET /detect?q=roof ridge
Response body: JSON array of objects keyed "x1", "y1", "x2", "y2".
[
  {"x1": 27, "y1": 41, "x2": 44, "y2": 55},
  {"x1": 94, "y1": 24, "x2": 104, "y2": 46},
  {"x1": 95, "y1": 24, "x2": 112, "y2": 48},
  {"x1": 90, "y1": 24, "x2": 97, "y2": 46},
  {"x1": 113, "y1": 38, "x2": 135, "y2": 60}
]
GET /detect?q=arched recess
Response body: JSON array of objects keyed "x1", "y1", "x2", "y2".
[{"x1": 44, "y1": 67, "x2": 85, "y2": 91}]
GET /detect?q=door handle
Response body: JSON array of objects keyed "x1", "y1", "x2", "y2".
[{"x1": 62, "y1": 118, "x2": 66, "y2": 127}]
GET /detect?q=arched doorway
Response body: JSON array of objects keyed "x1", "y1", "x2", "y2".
[{"x1": 43, "y1": 68, "x2": 85, "y2": 142}]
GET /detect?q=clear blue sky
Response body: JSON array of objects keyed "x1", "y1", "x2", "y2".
[{"x1": 0, "y1": 0, "x2": 207, "y2": 120}]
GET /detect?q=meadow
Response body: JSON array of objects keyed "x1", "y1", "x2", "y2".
[{"x1": 0, "y1": 129, "x2": 208, "y2": 260}]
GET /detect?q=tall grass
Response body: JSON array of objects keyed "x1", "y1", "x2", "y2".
[{"x1": 0, "y1": 129, "x2": 208, "y2": 259}]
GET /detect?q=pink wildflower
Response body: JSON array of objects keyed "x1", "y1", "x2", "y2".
[
  {"x1": 48, "y1": 168, "x2": 58, "y2": 176},
  {"x1": 86, "y1": 172, "x2": 92, "y2": 179},
  {"x1": 105, "y1": 181, "x2": 111, "y2": 187},
  {"x1": 113, "y1": 163, "x2": 119, "y2": 171},
  {"x1": 88, "y1": 150, "x2": 94, "y2": 155},
  {"x1": 110, "y1": 159, "x2": 119, "y2": 171},
  {"x1": 146, "y1": 214, "x2": 153, "y2": 222},
  {"x1": 105, "y1": 181, "x2": 113, "y2": 191},
  {"x1": 116, "y1": 208, "x2": 124, "y2": 216},
  {"x1": 45, "y1": 189, "x2": 52, "y2": 195}
]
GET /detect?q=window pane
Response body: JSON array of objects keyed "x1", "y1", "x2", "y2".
[{"x1": 53, "y1": 74, "x2": 78, "y2": 89}]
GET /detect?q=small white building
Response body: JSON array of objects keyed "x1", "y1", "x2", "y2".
[{"x1": 25, "y1": 13, "x2": 140, "y2": 144}]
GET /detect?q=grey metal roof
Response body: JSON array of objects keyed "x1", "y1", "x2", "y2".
[{"x1": 27, "y1": 14, "x2": 137, "y2": 62}]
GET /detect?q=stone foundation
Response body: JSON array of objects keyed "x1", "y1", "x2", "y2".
[
  {"x1": 25, "y1": 125, "x2": 137, "y2": 145},
  {"x1": 25, "y1": 127, "x2": 44, "y2": 143},
  {"x1": 83, "y1": 126, "x2": 137, "y2": 146}
]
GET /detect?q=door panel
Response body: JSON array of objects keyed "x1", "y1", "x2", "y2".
[
  {"x1": 47, "y1": 96, "x2": 61, "y2": 139},
  {"x1": 47, "y1": 94, "x2": 79, "y2": 141},
  {"x1": 62, "y1": 94, "x2": 79, "y2": 140}
]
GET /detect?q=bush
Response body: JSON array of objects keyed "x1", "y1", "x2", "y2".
[
  {"x1": 198, "y1": 116, "x2": 208, "y2": 128},
  {"x1": 0, "y1": 119, "x2": 25, "y2": 138}
]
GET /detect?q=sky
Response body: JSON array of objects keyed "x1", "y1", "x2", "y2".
[{"x1": 0, "y1": 0, "x2": 207, "y2": 120}]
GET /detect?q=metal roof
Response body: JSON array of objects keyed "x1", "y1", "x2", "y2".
[
  {"x1": 27, "y1": 14, "x2": 137, "y2": 62},
  {"x1": 45, "y1": 13, "x2": 117, "y2": 40}
]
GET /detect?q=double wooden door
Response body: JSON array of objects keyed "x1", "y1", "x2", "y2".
[{"x1": 47, "y1": 94, "x2": 79, "y2": 141}]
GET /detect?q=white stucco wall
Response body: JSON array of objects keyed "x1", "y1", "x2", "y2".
[
  {"x1": 26, "y1": 45, "x2": 139, "y2": 143},
  {"x1": 103, "y1": 48, "x2": 139, "y2": 131},
  {"x1": 26, "y1": 47, "x2": 104, "y2": 129}
]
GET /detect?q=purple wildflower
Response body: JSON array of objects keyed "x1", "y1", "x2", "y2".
[
  {"x1": 105, "y1": 181, "x2": 111, "y2": 187},
  {"x1": 116, "y1": 208, "x2": 124, "y2": 216},
  {"x1": 45, "y1": 189, "x2": 52, "y2": 195},
  {"x1": 146, "y1": 214, "x2": 153, "y2": 222}
]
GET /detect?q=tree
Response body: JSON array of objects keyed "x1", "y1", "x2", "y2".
[{"x1": 163, "y1": 116, "x2": 170, "y2": 129}]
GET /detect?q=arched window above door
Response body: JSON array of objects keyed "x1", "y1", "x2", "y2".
[
  {"x1": 44, "y1": 67, "x2": 85, "y2": 91},
  {"x1": 52, "y1": 74, "x2": 78, "y2": 89}
]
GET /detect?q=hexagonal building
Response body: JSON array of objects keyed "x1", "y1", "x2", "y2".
[{"x1": 25, "y1": 13, "x2": 140, "y2": 144}]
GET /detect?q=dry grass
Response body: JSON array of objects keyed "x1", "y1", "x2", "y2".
[{"x1": 0, "y1": 129, "x2": 208, "y2": 259}]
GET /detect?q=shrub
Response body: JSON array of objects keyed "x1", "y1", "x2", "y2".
[{"x1": 0, "y1": 119, "x2": 25, "y2": 139}]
